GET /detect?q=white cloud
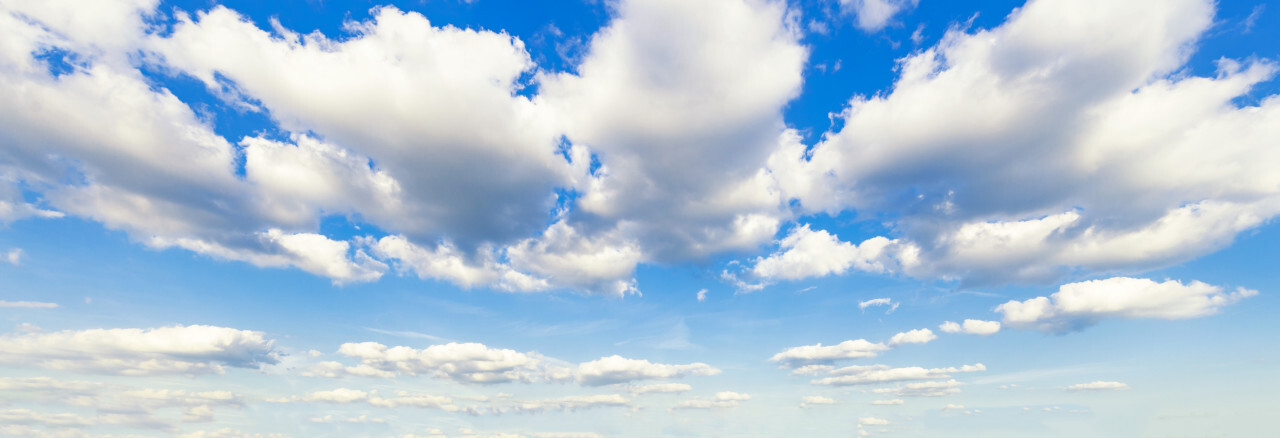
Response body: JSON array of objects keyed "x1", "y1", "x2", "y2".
[
  {"x1": 0, "y1": 325, "x2": 278, "y2": 375},
  {"x1": 873, "y1": 379, "x2": 963, "y2": 397},
  {"x1": 539, "y1": 0, "x2": 806, "y2": 264},
  {"x1": 858, "y1": 416, "x2": 891, "y2": 426},
  {"x1": 871, "y1": 399, "x2": 904, "y2": 405},
  {"x1": 938, "y1": 319, "x2": 1001, "y2": 335},
  {"x1": 696, "y1": 289, "x2": 708, "y2": 302},
  {"x1": 276, "y1": 388, "x2": 458, "y2": 411},
  {"x1": 327, "y1": 342, "x2": 543, "y2": 384},
  {"x1": 670, "y1": 391, "x2": 751, "y2": 411},
  {"x1": 0, "y1": 300, "x2": 57, "y2": 308},
  {"x1": 572, "y1": 355, "x2": 720, "y2": 386},
  {"x1": 309, "y1": 415, "x2": 385, "y2": 424},
  {"x1": 770, "y1": 339, "x2": 890, "y2": 367},
  {"x1": 751, "y1": 225, "x2": 918, "y2": 281},
  {"x1": 800, "y1": 395, "x2": 836, "y2": 408},
  {"x1": 858, "y1": 298, "x2": 894, "y2": 311},
  {"x1": 503, "y1": 394, "x2": 631, "y2": 414},
  {"x1": 772, "y1": 0, "x2": 1280, "y2": 285},
  {"x1": 812, "y1": 363, "x2": 985, "y2": 386},
  {"x1": 887, "y1": 328, "x2": 936, "y2": 346},
  {"x1": 839, "y1": 0, "x2": 919, "y2": 32},
  {"x1": 1064, "y1": 381, "x2": 1131, "y2": 392},
  {"x1": 997, "y1": 277, "x2": 1257, "y2": 332},
  {"x1": 627, "y1": 383, "x2": 692, "y2": 395},
  {"x1": 4, "y1": 248, "x2": 21, "y2": 265}
]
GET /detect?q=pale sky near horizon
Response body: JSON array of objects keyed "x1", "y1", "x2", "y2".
[{"x1": 1, "y1": 0, "x2": 1278, "y2": 436}]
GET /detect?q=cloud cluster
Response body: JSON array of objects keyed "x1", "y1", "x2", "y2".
[
  {"x1": 0, "y1": 325, "x2": 278, "y2": 375},
  {"x1": 938, "y1": 319, "x2": 1001, "y2": 336},
  {"x1": 811, "y1": 363, "x2": 985, "y2": 386},
  {"x1": 997, "y1": 277, "x2": 1257, "y2": 332},
  {"x1": 308, "y1": 341, "x2": 720, "y2": 388}
]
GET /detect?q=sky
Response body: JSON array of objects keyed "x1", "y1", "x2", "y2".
[{"x1": 0, "y1": 0, "x2": 1278, "y2": 436}]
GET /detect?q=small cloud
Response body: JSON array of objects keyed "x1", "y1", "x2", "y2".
[
  {"x1": 1064, "y1": 381, "x2": 1130, "y2": 392},
  {"x1": 859, "y1": 298, "x2": 899, "y2": 314},
  {"x1": 696, "y1": 289, "x2": 707, "y2": 302},
  {"x1": 800, "y1": 395, "x2": 836, "y2": 408},
  {"x1": 4, "y1": 248, "x2": 22, "y2": 266},
  {"x1": 0, "y1": 300, "x2": 58, "y2": 309},
  {"x1": 871, "y1": 399, "x2": 903, "y2": 405},
  {"x1": 858, "y1": 417, "x2": 890, "y2": 426}
]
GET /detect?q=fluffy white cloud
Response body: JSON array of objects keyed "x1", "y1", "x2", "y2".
[
  {"x1": 0, "y1": 325, "x2": 278, "y2": 375},
  {"x1": 887, "y1": 328, "x2": 937, "y2": 346},
  {"x1": 811, "y1": 363, "x2": 985, "y2": 386},
  {"x1": 839, "y1": 0, "x2": 919, "y2": 32},
  {"x1": 858, "y1": 417, "x2": 890, "y2": 426},
  {"x1": 628, "y1": 383, "x2": 692, "y2": 395},
  {"x1": 997, "y1": 277, "x2": 1257, "y2": 332},
  {"x1": 573, "y1": 355, "x2": 720, "y2": 386},
  {"x1": 938, "y1": 319, "x2": 1001, "y2": 335},
  {"x1": 770, "y1": 339, "x2": 890, "y2": 367},
  {"x1": 751, "y1": 225, "x2": 919, "y2": 281},
  {"x1": 771, "y1": 0, "x2": 1280, "y2": 285},
  {"x1": 1064, "y1": 381, "x2": 1131, "y2": 392},
  {"x1": 539, "y1": 0, "x2": 806, "y2": 264},
  {"x1": 800, "y1": 395, "x2": 837, "y2": 408},
  {"x1": 670, "y1": 391, "x2": 751, "y2": 410},
  {"x1": 872, "y1": 379, "x2": 963, "y2": 397},
  {"x1": 327, "y1": 342, "x2": 544, "y2": 384},
  {"x1": 275, "y1": 388, "x2": 458, "y2": 411},
  {"x1": 0, "y1": 300, "x2": 57, "y2": 308}
]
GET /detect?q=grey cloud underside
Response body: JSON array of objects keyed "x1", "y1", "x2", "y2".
[{"x1": 2, "y1": 0, "x2": 1278, "y2": 292}]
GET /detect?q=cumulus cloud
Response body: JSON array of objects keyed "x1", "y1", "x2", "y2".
[
  {"x1": 750, "y1": 225, "x2": 918, "y2": 281},
  {"x1": 887, "y1": 328, "x2": 936, "y2": 346},
  {"x1": 4, "y1": 248, "x2": 21, "y2": 265},
  {"x1": 1064, "y1": 381, "x2": 1131, "y2": 392},
  {"x1": 771, "y1": 0, "x2": 1280, "y2": 285},
  {"x1": 938, "y1": 319, "x2": 1001, "y2": 335},
  {"x1": 0, "y1": 325, "x2": 278, "y2": 375},
  {"x1": 811, "y1": 363, "x2": 985, "y2": 386},
  {"x1": 997, "y1": 277, "x2": 1257, "y2": 332},
  {"x1": 670, "y1": 391, "x2": 751, "y2": 411},
  {"x1": 627, "y1": 383, "x2": 692, "y2": 395},
  {"x1": 873, "y1": 379, "x2": 963, "y2": 397},
  {"x1": 0, "y1": 300, "x2": 57, "y2": 308},
  {"x1": 800, "y1": 395, "x2": 836, "y2": 408},
  {"x1": 770, "y1": 339, "x2": 890, "y2": 367},
  {"x1": 573, "y1": 355, "x2": 720, "y2": 386},
  {"x1": 322, "y1": 342, "x2": 543, "y2": 384},
  {"x1": 858, "y1": 416, "x2": 891, "y2": 426},
  {"x1": 839, "y1": 0, "x2": 919, "y2": 32}
]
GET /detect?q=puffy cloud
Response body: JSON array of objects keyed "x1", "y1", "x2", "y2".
[
  {"x1": 154, "y1": 5, "x2": 573, "y2": 250},
  {"x1": 670, "y1": 391, "x2": 751, "y2": 411},
  {"x1": 328, "y1": 342, "x2": 544, "y2": 384},
  {"x1": 573, "y1": 355, "x2": 720, "y2": 386},
  {"x1": 0, "y1": 300, "x2": 57, "y2": 308},
  {"x1": 839, "y1": 0, "x2": 919, "y2": 32},
  {"x1": 858, "y1": 417, "x2": 890, "y2": 426},
  {"x1": 772, "y1": 0, "x2": 1280, "y2": 285},
  {"x1": 770, "y1": 339, "x2": 890, "y2": 367},
  {"x1": 0, "y1": 325, "x2": 278, "y2": 375},
  {"x1": 811, "y1": 363, "x2": 985, "y2": 386},
  {"x1": 751, "y1": 225, "x2": 919, "y2": 281},
  {"x1": 873, "y1": 379, "x2": 963, "y2": 397},
  {"x1": 539, "y1": 0, "x2": 806, "y2": 263},
  {"x1": 627, "y1": 383, "x2": 692, "y2": 395},
  {"x1": 1064, "y1": 381, "x2": 1131, "y2": 392},
  {"x1": 997, "y1": 277, "x2": 1257, "y2": 332},
  {"x1": 800, "y1": 395, "x2": 836, "y2": 408},
  {"x1": 938, "y1": 319, "x2": 1001, "y2": 335},
  {"x1": 887, "y1": 328, "x2": 936, "y2": 347},
  {"x1": 4, "y1": 248, "x2": 21, "y2": 265}
]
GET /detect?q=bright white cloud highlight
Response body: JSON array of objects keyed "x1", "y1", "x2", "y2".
[
  {"x1": 770, "y1": 339, "x2": 890, "y2": 367},
  {"x1": 0, "y1": 325, "x2": 278, "y2": 375},
  {"x1": 938, "y1": 319, "x2": 1001, "y2": 335},
  {"x1": 751, "y1": 225, "x2": 917, "y2": 281},
  {"x1": 800, "y1": 395, "x2": 837, "y2": 408},
  {"x1": 574, "y1": 355, "x2": 720, "y2": 386},
  {"x1": 1064, "y1": 381, "x2": 1131, "y2": 392},
  {"x1": 812, "y1": 363, "x2": 985, "y2": 386},
  {"x1": 887, "y1": 328, "x2": 937, "y2": 346},
  {"x1": 328, "y1": 342, "x2": 543, "y2": 384},
  {"x1": 997, "y1": 277, "x2": 1257, "y2": 332},
  {"x1": 839, "y1": 0, "x2": 919, "y2": 31}
]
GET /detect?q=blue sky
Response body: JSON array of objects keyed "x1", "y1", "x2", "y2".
[{"x1": 1, "y1": 0, "x2": 1278, "y2": 436}]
